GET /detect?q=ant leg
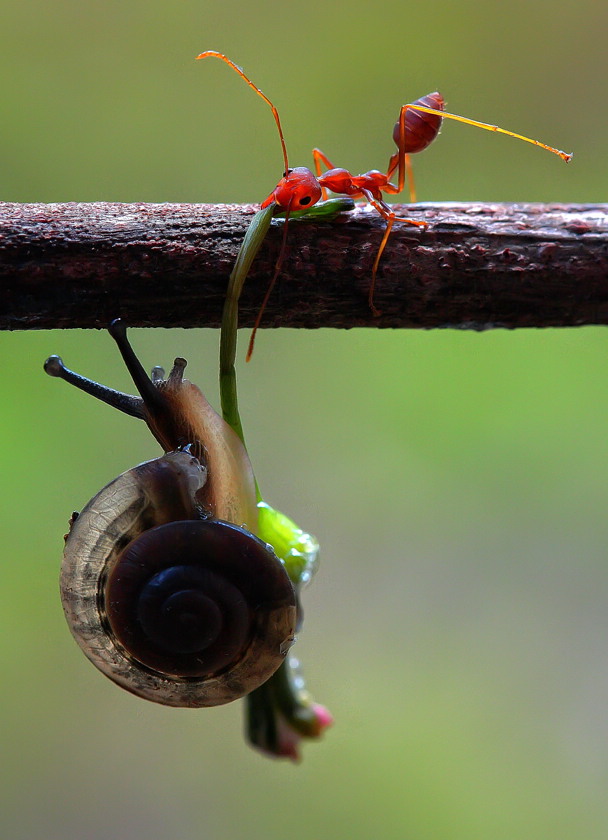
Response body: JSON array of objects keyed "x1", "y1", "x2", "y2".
[
  {"x1": 362, "y1": 191, "x2": 427, "y2": 316},
  {"x1": 312, "y1": 148, "x2": 337, "y2": 201},
  {"x1": 386, "y1": 152, "x2": 416, "y2": 203},
  {"x1": 368, "y1": 215, "x2": 394, "y2": 316},
  {"x1": 404, "y1": 155, "x2": 416, "y2": 203},
  {"x1": 396, "y1": 102, "x2": 572, "y2": 163},
  {"x1": 393, "y1": 104, "x2": 426, "y2": 196},
  {"x1": 312, "y1": 148, "x2": 336, "y2": 173},
  {"x1": 367, "y1": 194, "x2": 427, "y2": 228}
]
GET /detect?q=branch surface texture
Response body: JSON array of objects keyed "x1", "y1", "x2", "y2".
[{"x1": 1, "y1": 201, "x2": 606, "y2": 330}]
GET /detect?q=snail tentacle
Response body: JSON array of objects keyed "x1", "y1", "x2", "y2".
[{"x1": 44, "y1": 355, "x2": 144, "y2": 419}]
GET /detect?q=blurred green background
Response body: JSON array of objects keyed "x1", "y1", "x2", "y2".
[{"x1": 2, "y1": 1, "x2": 608, "y2": 838}]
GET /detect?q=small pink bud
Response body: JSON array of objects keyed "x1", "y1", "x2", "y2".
[{"x1": 311, "y1": 703, "x2": 334, "y2": 735}]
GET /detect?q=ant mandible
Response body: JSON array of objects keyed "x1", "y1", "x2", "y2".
[{"x1": 197, "y1": 51, "x2": 571, "y2": 349}]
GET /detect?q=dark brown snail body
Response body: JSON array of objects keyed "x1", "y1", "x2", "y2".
[{"x1": 45, "y1": 321, "x2": 297, "y2": 708}]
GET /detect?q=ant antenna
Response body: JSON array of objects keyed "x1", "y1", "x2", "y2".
[{"x1": 196, "y1": 51, "x2": 290, "y2": 175}]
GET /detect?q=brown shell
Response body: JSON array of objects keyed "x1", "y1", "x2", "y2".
[{"x1": 61, "y1": 451, "x2": 297, "y2": 707}]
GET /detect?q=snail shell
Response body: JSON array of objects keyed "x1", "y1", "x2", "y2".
[{"x1": 46, "y1": 323, "x2": 297, "y2": 707}]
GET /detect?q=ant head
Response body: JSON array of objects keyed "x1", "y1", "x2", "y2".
[{"x1": 262, "y1": 167, "x2": 322, "y2": 213}]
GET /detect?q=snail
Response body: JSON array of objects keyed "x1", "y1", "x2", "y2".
[{"x1": 44, "y1": 320, "x2": 297, "y2": 708}]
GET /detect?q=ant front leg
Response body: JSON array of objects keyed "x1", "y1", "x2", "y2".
[{"x1": 312, "y1": 148, "x2": 337, "y2": 201}]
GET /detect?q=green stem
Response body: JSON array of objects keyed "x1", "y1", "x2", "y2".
[
  {"x1": 217, "y1": 202, "x2": 335, "y2": 758},
  {"x1": 218, "y1": 197, "x2": 355, "y2": 505},
  {"x1": 219, "y1": 203, "x2": 275, "y2": 448}
]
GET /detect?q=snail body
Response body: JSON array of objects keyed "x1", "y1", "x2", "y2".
[{"x1": 45, "y1": 322, "x2": 297, "y2": 707}]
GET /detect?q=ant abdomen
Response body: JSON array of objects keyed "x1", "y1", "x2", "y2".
[{"x1": 394, "y1": 91, "x2": 445, "y2": 154}]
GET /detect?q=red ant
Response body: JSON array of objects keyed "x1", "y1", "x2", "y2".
[{"x1": 197, "y1": 51, "x2": 572, "y2": 354}]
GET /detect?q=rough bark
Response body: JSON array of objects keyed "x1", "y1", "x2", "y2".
[{"x1": 1, "y1": 201, "x2": 606, "y2": 330}]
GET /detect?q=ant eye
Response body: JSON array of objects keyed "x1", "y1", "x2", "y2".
[{"x1": 299, "y1": 196, "x2": 312, "y2": 206}]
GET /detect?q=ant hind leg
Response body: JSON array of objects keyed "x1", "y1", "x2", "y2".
[{"x1": 365, "y1": 195, "x2": 427, "y2": 316}]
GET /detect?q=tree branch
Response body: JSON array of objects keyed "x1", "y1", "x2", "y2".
[{"x1": 1, "y1": 201, "x2": 607, "y2": 330}]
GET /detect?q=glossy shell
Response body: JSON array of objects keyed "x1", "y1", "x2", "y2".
[{"x1": 61, "y1": 451, "x2": 297, "y2": 707}]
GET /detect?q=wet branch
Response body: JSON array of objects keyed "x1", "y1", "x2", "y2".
[{"x1": 1, "y1": 201, "x2": 607, "y2": 331}]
